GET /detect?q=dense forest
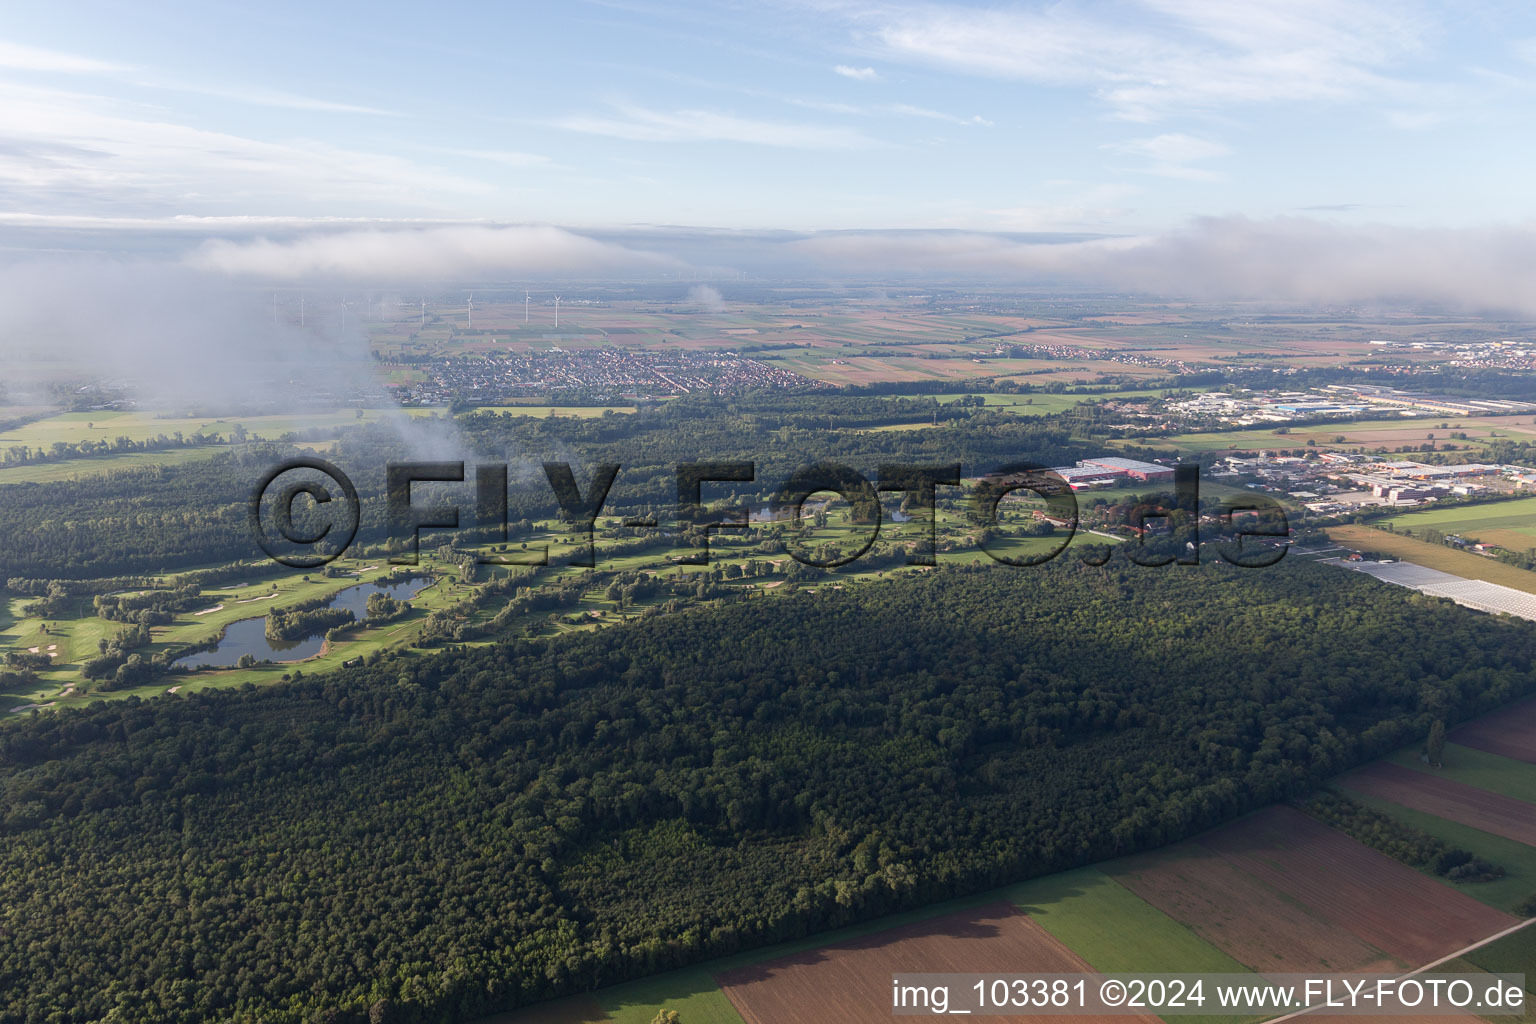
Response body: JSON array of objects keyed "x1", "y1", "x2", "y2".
[
  {"x1": 1, "y1": 560, "x2": 1533, "y2": 1023},
  {"x1": 0, "y1": 394, "x2": 1082, "y2": 579}
]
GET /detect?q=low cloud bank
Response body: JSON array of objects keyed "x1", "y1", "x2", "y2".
[
  {"x1": 783, "y1": 217, "x2": 1536, "y2": 313},
  {"x1": 189, "y1": 224, "x2": 683, "y2": 282}
]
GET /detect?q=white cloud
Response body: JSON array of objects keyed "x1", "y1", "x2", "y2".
[
  {"x1": 0, "y1": 212, "x2": 486, "y2": 231},
  {"x1": 1104, "y1": 132, "x2": 1231, "y2": 180},
  {"x1": 833, "y1": 64, "x2": 880, "y2": 80},
  {"x1": 781, "y1": 215, "x2": 1536, "y2": 315},
  {"x1": 0, "y1": 83, "x2": 492, "y2": 217},
  {"x1": 153, "y1": 81, "x2": 398, "y2": 116},
  {"x1": 553, "y1": 102, "x2": 877, "y2": 149},
  {"x1": 426, "y1": 148, "x2": 552, "y2": 168},
  {"x1": 844, "y1": 0, "x2": 1428, "y2": 121},
  {"x1": 982, "y1": 182, "x2": 1140, "y2": 230},
  {"x1": 187, "y1": 224, "x2": 685, "y2": 281},
  {"x1": 1386, "y1": 109, "x2": 1447, "y2": 130},
  {"x1": 0, "y1": 40, "x2": 126, "y2": 74},
  {"x1": 885, "y1": 103, "x2": 992, "y2": 126}
]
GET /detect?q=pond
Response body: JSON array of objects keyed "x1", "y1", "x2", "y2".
[{"x1": 173, "y1": 577, "x2": 429, "y2": 670}]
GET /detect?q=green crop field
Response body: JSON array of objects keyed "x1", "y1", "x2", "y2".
[
  {"x1": 1003, "y1": 867, "x2": 1257, "y2": 1024},
  {"x1": 1464, "y1": 924, "x2": 1536, "y2": 996},
  {"x1": 1381, "y1": 496, "x2": 1536, "y2": 550},
  {"x1": 1383, "y1": 743, "x2": 1536, "y2": 805},
  {"x1": 1337, "y1": 789, "x2": 1536, "y2": 913},
  {"x1": 0, "y1": 445, "x2": 227, "y2": 485},
  {"x1": 1006, "y1": 866, "x2": 1251, "y2": 973},
  {"x1": 0, "y1": 408, "x2": 399, "y2": 449}
]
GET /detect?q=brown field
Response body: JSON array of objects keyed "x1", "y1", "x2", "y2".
[
  {"x1": 1337, "y1": 762, "x2": 1536, "y2": 846},
  {"x1": 1197, "y1": 807, "x2": 1516, "y2": 966},
  {"x1": 714, "y1": 902, "x2": 1159, "y2": 1024},
  {"x1": 1450, "y1": 697, "x2": 1536, "y2": 763},
  {"x1": 1111, "y1": 843, "x2": 1399, "y2": 973}
]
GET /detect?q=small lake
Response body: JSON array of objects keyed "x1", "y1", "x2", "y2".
[{"x1": 174, "y1": 577, "x2": 429, "y2": 670}]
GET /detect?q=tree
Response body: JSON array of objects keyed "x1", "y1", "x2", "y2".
[
  {"x1": 650, "y1": 1011, "x2": 681, "y2": 1024},
  {"x1": 1426, "y1": 719, "x2": 1446, "y2": 767}
]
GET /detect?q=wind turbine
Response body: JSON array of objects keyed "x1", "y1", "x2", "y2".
[
  {"x1": 420, "y1": 298, "x2": 426, "y2": 327},
  {"x1": 300, "y1": 293, "x2": 305, "y2": 328},
  {"x1": 467, "y1": 292, "x2": 474, "y2": 331},
  {"x1": 340, "y1": 299, "x2": 347, "y2": 334},
  {"x1": 553, "y1": 294, "x2": 562, "y2": 329},
  {"x1": 524, "y1": 289, "x2": 530, "y2": 324}
]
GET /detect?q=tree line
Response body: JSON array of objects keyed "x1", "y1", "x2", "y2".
[{"x1": 0, "y1": 559, "x2": 1533, "y2": 1023}]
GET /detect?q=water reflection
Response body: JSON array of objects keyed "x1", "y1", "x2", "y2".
[{"x1": 174, "y1": 577, "x2": 428, "y2": 670}]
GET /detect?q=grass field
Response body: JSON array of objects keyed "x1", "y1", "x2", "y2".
[
  {"x1": 1134, "y1": 415, "x2": 1536, "y2": 455},
  {"x1": 1004, "y1": 866, "x2": 1251, "y2": 975},
  {"x1": 1381, "y1": 496, "x2": 1536, "y2": 552},
  {"x1": 1336, "y1": 789, "x2": 1536, "y2": 913},
  {"x1": 0, "y1": 408, "x2": 398, "y2": 449},
  {"x1": 1381, "y1": 743, "x2": 1536, "y2": 804},
  {"x1": 1325, "y1": 525, "x2": 1536, "y2": 595},
  {"x1": 457, "y1": 405, "x2": 638, "y2": 418},
  {"x1": 879, "y1": 387, "x2": 1175, "y2": 416},
  {"x1": 1463, "y1": 923, "x2": 1536, "y2": 997},
  {"x1": 0, "y1": 445, "x2": 227, "y2": 485}
]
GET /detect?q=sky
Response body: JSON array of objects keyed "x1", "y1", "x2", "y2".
[
  {"x1": 2, "y1": 0, "x2": 1534, "y2": 236},
  {"x1": 3, "y1": 1, "x2": 1536, "y2": 314}
]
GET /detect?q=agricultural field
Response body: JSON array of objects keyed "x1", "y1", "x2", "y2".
[
  {"x1": 487, "y1": 790, "x2": 1535, "y2": 1024},
  {"x1": 1450, "y1": 698, "x2": 1536, "y2": 764},
  {"x1": 1326, "y1": 737, "x2": 1536, "y2": 921},
  {"x1": 1335, "y1": 762, "x2": 1536, "y2": 847},
  {"x1": 1132, "y1": 415, "x2": 1536, "y2": 456},
  {"x1": 717, "y1": 902, "x2": 1161, "y2": 1024},
  {"x1": 0, "y1": 408, "x2": 406, "y2": 485},
  {"x1": 0, "y1": 445, "x2": 227, "y2": 485},
  {"x1": 0, "y1": 408, "x2": 397, "y2": 449},
  {"x1": 1192, "y1": 807, "x2": 1517, "y2": 966},
  {"x1": 1112, "y1": 844, "x2": 1400, "y2": 973},
  {"x1": 372, "y1": 300, "x2": 1357, "y2": 388},
  {"x1": 1338, "y1": 790, "x2": 1536, "y2": 913},
  {"x1": 1380, "y1": 496, "x2": 1536, "y2": 552},
  {"x1": 868, "y1": 387, "x2": 1179, "y2": 423},
  {"x1": 1381, "y1": 743, "x2": 1536, "y2": 804},
  {"x1": 1324, "y1": 525, "x2": 1536, "y2": 595}
]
